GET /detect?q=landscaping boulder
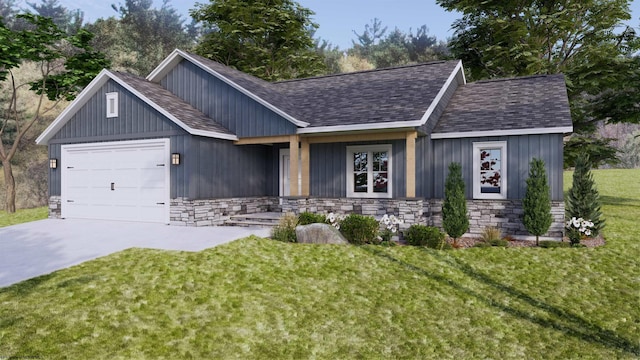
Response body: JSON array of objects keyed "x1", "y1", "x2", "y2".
[{"x1": 295, "y1": 223, "x2": 348, "y2": 245}]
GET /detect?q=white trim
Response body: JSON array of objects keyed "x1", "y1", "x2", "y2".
[
  {"x1": 36, "y1": 69, "x2": 238, "y2": 145},
  {"x1": 61, "y1": 138, "x2": 171, "y2": 224},
  {"x1": 147, "y1": 49, "x2": 309, "y2": 128},
  {"x1": 473, "y1": 141, "x2": 507, "y2": 200},
  {"x1": 346, "y1": 144, "x2": 392, "y2": 199},
  {"x1": 298, "y1": 122, "x2": 420, "y2": 134},
  {"x1": 432, "y1": 126, "x2": 573, "y2": 139},
  {"x1": 419, "y1": 60, "x2": 465, "y2": 125},
  {"x1": 106, "y1": 92, "x2": 118, "y2": 118}
]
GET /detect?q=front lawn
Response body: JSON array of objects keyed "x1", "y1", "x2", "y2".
[
  {"x1": 0, "y1": 170, "x2": 638, "y2": 359},
  {"x1": 0, "y1": 206, "x2": 48, "y2": 228}
]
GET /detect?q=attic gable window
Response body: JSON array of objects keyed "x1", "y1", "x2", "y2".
[
  {"x1": 106, "y1": 92, "x2": 118, "y2": 118},
  {"x1": 346, "y1": 145, "x2": 392, "y2": 198},
  {"x1": 473, "y1": 141, "x2": 507, "y2": 199}
]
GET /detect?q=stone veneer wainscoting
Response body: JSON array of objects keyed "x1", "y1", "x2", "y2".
[
  {"x1": 169, "y1": 197, "x2": 280, "y2": 226},
  {"x1": 48, "y1": 195, "x2": 565, "y2": 239}
]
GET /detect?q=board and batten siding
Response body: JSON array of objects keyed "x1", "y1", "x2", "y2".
[
  {"x1": 310, "y1": 140, "x2": 406, "y2": 198},
  {"x1": 430, "y1": 134, "x2": 564, "y2": 201},
  {"x1": 47, "y1": 78, "x2": 274, "y2": 199},
  {"x1": 173, "y1": 136, "x2": 273, "y2": 199},
  {"x1": 161, "y1": 60, "x2": 298, "y2": 138}
]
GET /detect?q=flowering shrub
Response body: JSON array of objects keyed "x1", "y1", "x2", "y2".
[
  {"x1": 565, "y1": 217, "x2": 595, "y2": 245},
  {"x1": 339, "y1": 214, "x2": 379, "y2": 245},
  {"x1": 379, "y1": 214, "x2": 403, "y2": 243},
  {"x1": 326, "y1": 212, "x2": 344, "y2": 230}
]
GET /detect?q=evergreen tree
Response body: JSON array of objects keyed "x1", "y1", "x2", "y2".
[
  {"x1": 522, "y1": 158, "x2": 552, "y2": 246},
  {"x1": 566, "y1": 153, "x2": 605, "y2": 236},
  {"x1": 442, "y1": 162, "x2": 469, "y2": 246}
]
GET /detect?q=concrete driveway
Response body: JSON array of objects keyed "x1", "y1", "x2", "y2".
[{"x1": 0, "y1": 219, "x2": 271, "y2": 288}]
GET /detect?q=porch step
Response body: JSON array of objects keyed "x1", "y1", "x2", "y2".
[{"x1": 224, "y1": 212, "x2": 283, "y2": 228}]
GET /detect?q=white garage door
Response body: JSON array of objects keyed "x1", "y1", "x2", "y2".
[{"x1": 61, "y1": 139, "x2": 170, "y2": 223}]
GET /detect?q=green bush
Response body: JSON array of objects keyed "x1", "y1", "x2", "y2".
[
  {"x1": 297, "y1": 212, "x2": 326, "y2": 225},
  {"x1": 339, "y1": 214, "x2": 379, "y2": 245},
  {"x1": 489, "y1": 239, "x2": 510, "y2": 247},
  {"x1": 271, "y1": 213, "x2": 298, "y2": 243},
  {"x1": 539, "y1": 240, "x2": 571, "y2": 248},
  {"x1": 404, "y1": 224, "x2": 446, "y2": 248}
]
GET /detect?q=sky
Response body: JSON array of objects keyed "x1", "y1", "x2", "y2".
[{"x1": 13, "y1": 0, "x2": 640, "y2": 50}]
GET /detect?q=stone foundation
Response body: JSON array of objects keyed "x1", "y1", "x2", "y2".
[
  {"x1": 48, "y1": 196, "x2": 61, "y2": 219},
  {"x1": 280, "y1": 197, "x2": 425, "y2": 231},
  {"x1": 428, "y1": 199, "x2": 565, "y2": 239},
  {"x1": 169, "y1": 197, "x2": 280, "y2": 226}
]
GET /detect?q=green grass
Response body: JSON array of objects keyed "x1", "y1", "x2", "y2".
[
  {"x1": 0, "y1": 170, "x2": 638, "y2": 359},
  {"x1": 0, "y1": 206, "x2": 48, "y2": 228}
]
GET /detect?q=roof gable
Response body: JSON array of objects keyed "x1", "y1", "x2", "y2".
[
  {"x1": 36, "y1": 70, "x2": 237, "y2": 145},
  {"x1": 147, "y1": 49, "x2": 309, "y2": 128}
]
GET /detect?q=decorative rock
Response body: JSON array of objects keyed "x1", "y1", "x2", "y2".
[{"x1": 295, "y1": 223, "x2": 348, "y2": 245}]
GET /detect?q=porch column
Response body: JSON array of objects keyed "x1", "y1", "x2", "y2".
[
  {"x1": 289, "y1": 135, "x2": 299, "y2": 196},
  {"x1": 300, "y1": 137, "x2": 310, "y2": 196},
  {"x1": 406, "y1": 131, "x2": 417, "y2": 198}
]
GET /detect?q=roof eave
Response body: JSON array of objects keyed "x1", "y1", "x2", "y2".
[
  {"x1": 297, "y1": 120, "x2": 423, "y2": 135},
  {"x1": 430, "y1": 126, "x2": 574, "y2": 139}
]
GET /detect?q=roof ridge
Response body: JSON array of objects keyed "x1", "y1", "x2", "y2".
[
  {"x1": 474, "y1": 73, "x2": 563, "y2": 84},
  {"x1": 275, "y1": 60, "x2": 453, "y2": 84}
]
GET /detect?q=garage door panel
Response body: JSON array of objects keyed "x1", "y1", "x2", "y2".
[{"x1": 62, "y1": 139, "x2": 170, "y2": 223}]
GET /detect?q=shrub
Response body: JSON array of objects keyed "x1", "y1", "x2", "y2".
[
  {"x1": 298, "y1": 212, "x2": 326, "y2": 225},
  {"x1": 539, "y1": 240, "x2": 571, "y2": 248},
  {"x1": 489, "y1": 239, "x2": 509, "y2": 247},
  {"x1": 271, "y1": 213, "x2": 298, "y2": 243},
  {"x1": 404, "y1": 224, "x2": 446, "y2": 249},
  {"x1": 339, "y1": 214, "x2": 379, "y2": 245},
  {"x1": 523, "y1": 157, "x2": 552, "y2": 246},
  {"x1": 442, "y1": 162, "x2": 469, "y2": 246},
  {"x1": 566, "y1": 153, "x2": 605, "y2": 236},
  {"x1": 480, "y1": 226, "x2": 502, "y2": 243}
]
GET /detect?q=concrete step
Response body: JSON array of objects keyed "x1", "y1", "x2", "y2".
[{"x1": 224, "y1": 212, "x2": 283, "y2": 228}]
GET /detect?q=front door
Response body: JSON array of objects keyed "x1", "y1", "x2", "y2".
[{"x1": 279, "y1": 148, "x2": 301, "y2": 197}]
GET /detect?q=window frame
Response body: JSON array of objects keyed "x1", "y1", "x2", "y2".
[
  {"x1": 472, "y1": 141, "x2": 507, "y2": 200},
  {"x1": 346, "y1": 144, "x2": 392, "y2": 198},
  {"x1": 106, "y1": 92, "x2": 118, "y2": 118}
]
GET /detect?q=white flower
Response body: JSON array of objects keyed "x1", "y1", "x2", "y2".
[
  {"x1": 327, "y1": 212, "x2": 336, "y2": 223},
  {"x1": 391, "y1": 227, "x2": 397, "y2": 233},
  {"x1": 584, "y1": 229, "x2": 592, "y2": 236},
  {"x1": 381, "y1": 214, "x2": 390, "y2": 225}
]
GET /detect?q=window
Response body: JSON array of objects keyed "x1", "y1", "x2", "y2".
[
  {"x1": 347, "y1": 145, "x2": 392, "y2": 198},
  {"x1": 473, "y1": 141, "x2": 507, "y2": 199},
  {"x1": 106, "y1": 92, "x2": 118, "y2": 118}
]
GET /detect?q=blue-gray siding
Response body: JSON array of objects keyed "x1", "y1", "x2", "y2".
[
  {"x1": 161, "y1": 60, "x2": 298, "y2": 138},
  {"x1": 47, "y1": 78, "x2": 275, "y2": 199},
  {"x1": 310, "y1": 140, "x2": 406, "y2": 198},
  {"x1": 430, "y1": 134, "x2": 564, "y2": 200},
  {"x1": 51, "y1": 81, "x2": 183, "y2": 143}
]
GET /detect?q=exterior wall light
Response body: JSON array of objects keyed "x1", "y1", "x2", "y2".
[
  {"x1": 49, "y1": 158, "x2": 57, "y2": 169},
  {"x1": 171, "y1": 153, "x2": 181, "y2": 165}
]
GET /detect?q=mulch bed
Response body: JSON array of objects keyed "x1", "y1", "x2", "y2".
[{"x1": 447, "y1": 235, "x2": 606, "y2": 249}]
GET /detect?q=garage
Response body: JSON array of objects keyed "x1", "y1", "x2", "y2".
[{"x1": 61, "y1": 139, "x2": 170, "y2": 223}]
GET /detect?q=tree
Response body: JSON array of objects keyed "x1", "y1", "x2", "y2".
[
  {"x1": 442, "y1": 162, "x2": 469, "y2": 246},
  {"x1": 0, "y1": 14, "x2": 109, "y2": 212},
  {"x1": 26, "y1": 0, "x2": 83, "y2": 34},
  {"x1": 566, "y1": 153, "x2": 605, "y2": 236},
  {"x1": 437, "y1": 0, "x2": 640, "y2": 166},
  {"x1": 0, "y1": 0, "x2": 19, "y2": 28},
  {"x1": 351, "y1": 19, "x2": 449, "y2": 69},
  {"x1": 111, "y1": 0, "x2": 195, "y2": 75},
  {"x1": 190, "y1": 0, "x2": 326, "y2": 81},
  {"x1": 522, "y1": 158, "x2": 552, "y2": 246}
]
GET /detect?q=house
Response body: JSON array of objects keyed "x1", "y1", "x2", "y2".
[{"x1": 36, "y1": 49, "x2": 573, "y2": 239}]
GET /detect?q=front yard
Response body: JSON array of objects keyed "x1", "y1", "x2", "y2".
[{"x1": 0, "y1": 170, "x2": 638, "y2": 359}]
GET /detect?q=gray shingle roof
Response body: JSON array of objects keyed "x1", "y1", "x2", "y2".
[
  {"x1": 113, "y1": 71, "x2": 234, "y2": 136},
  {"x1": 274, "y1": 61, "x2": 460, "y2": 127},
  {"x1": 433, "y1": 74, "x2": 572, "y2": 134}
]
